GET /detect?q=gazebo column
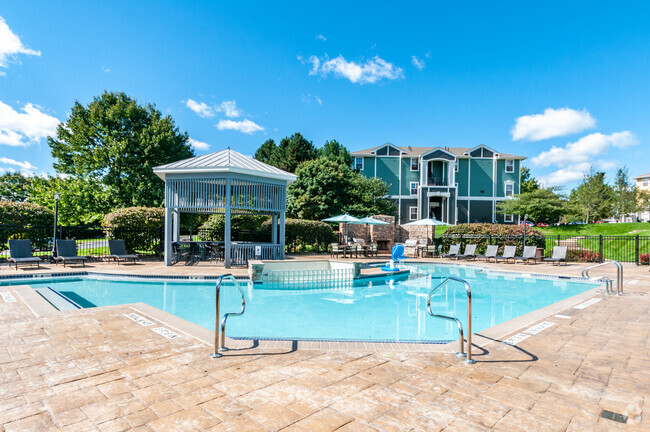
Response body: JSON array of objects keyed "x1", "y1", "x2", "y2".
[
  {"x1": 164, "y1": 206, "x2": 173, "y2": 266},
  {"x1": 279, "y1": 210, "x2": 286, "y2": 260},
  {"x1": 271, "y1": 213, "x2": 278, "y2": 259},
  {"x1": 224, "y1": 178, "x2": 232, "y2": 268},
  {"x1": 172, "y1": 209, "x2": 180, "y2": 242}
]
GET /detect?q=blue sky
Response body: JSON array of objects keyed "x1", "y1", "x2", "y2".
[{"x1": 1, "y1": 1, "x2": 649, "y2": 189}]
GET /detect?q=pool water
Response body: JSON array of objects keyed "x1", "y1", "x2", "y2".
[{"x1": 9, "y1": 264, "x2": 599, "y2": 343}]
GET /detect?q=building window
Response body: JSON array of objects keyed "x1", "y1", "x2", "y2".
[
  {"x1": 505, "y1": 182, "x2": 514, "y2": 197},
  {"x1": 410, "y1": 158, "x2": 419, "y2": 171},
  {"x1": 644, "y1": 178, "x2": 649, "y2": 187},
  {"x1": 409, "y1": 206, "x2": 418, "y2": 221},
  {"x1": 504, "y1": 214, "x2": 514, "y2": 222},
  {"x1": 354, "y1": 157, "x2": 364, "y2": 170},
  {"x1": 454, "y1": 161, "x2": 459, "y2": 172},
  {"x1": 505, "y1": 160, "x2": 514, "y2": 173},
  {"x1": 410, "y1": 182, "x2": 419, "y2": 195}
]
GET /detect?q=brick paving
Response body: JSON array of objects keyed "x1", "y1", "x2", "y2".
[{"x1": 0, "y1": 260, "x2": 648, "y2": 431}]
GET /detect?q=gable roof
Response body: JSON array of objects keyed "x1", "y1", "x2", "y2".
[
  {"x1": 351, "y1": 145, "x2": 526, "y2": 160},
  {"x1": 633, "y1": 173, "x2": 650, "y2": 179},
  {"x1": 153, "y1": 148, "x2": 297, "y2": 183}
]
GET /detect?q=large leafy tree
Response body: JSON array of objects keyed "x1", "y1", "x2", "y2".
[
  {"x1": 520, "y1": 166, "x2": 539, "y2": 194},
  {"x1": 287, "y1": 157, "x2": 395, "y2": 220},
  {"x1": 569, "y1": 168, "x2": 613, "y2": 223},
  {"x1": 319, "y1": 139, "x2": 353, "y2": 167},
  {"x1": 254, "y1": 132, "x2": 317, "y2": 173},
  {"x1": 497, "y1": 188, "x2": 568, "y2": 223},
  {"x1": 0, "y1": 173, "x2": 31, "y2": 201},
  {"x1": 48, "y1": 91, "x2": 194, "y2": 207},
  {"x1": 612, "y1": 167, "x2": 637, "y2": 217},
  {"x1": 254, "y1": 139, "x2": 277, "y2": 165}
]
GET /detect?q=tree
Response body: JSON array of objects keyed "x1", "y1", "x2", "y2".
[
  {"x1": 254, "y1": 139, "x2": 277, "y2": 165},
  {"x1": 26, "y1": 176, "x2": 118, "y2": 225},
  {"x1": 48, "y1": 91, "x2": 194, "y2": 208},
  {"x1": 520, "y1": 166, "x2": 539, "y2": 194},
  {"x1": 612, "y1": 167, "x2": 637, "y2": 218},
  {"x1": 0, "y1": 173, "x2": 31, "y2": 201},
  {"x1": 569, "y1": 168, "x2": 613, "y2": 223},
  {"x1": 497, "y1": 188, "x2": 568, "y2": 223},
  {"x1": 267, "y1": 133, "x2": 317, "y2": 172},
  {"x1": 319, "y1": 139, "x2": 353, "y2": 167},
  {"x1": 287, "y1": 157, "x2": 395, "y2": 220}
]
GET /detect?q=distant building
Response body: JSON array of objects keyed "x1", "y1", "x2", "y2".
[
  {"x1": 351, "y1": 143, "x2": 526, "y2": 224},
  {"x1": 633, "y1": 172, "x2": 650, "y2": 222}
]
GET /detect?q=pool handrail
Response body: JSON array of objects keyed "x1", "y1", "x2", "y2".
[
  {"x1": 211, "y1": 274, "x2": 246, "y2": 358},
  {"x1": 427, "y1": 276, "x2": 475, "y2": 364},
  {"x1": 581, "y1": 261, "x2": 623, "y2": 295}
]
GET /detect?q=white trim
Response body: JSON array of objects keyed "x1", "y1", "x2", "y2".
[
  {"x1": 410, "y1": 158, "x2": 419, "y2": 171},
  {"x1": 371, "y1": 143, "x2": 405, "y2": 157},
  {"x1": 354, "y1": 157, "x2": 364, "y2": 170},
  {"x1": 504, "y1": 214, "x2": 514, "y2": 223},
  {"x1": 492, "y1": 154, "x2": 497, "y2": 223},
  {"x1": 427, "y1": 191, "x2": 451, "y2": 198},
  {"x1": 374, "y1": 157, "x2": 377, "y2": 179},
  {"x1": 398, "y1": 154, "x2": 402, "y2": 222},
  {"x1": 467, "y1": 159, "x2": 471, "y2": 221},
  {"x1": 420, "y1": 147, "x2": 456, "y2": 160},
  {"x1": 504, "y1": 181, "x2": 515, "y2": 198},
  {"x1": 410, "y1": 181, "x2": 419, "y2": 196},
  {"x1": 457, "y1": 196, "x2": 500, "y2": 201},
  {"x1": 464, "y1": 144, "x2": 500, "y2": 158},
  {"x1": 505, "y1": 159, "x2": 515, "y2": 173},
  {"x1": 409, "y1": 206, "x2": 418, "y2": 221},
  {"x1": 390, "y1": 195, "x2": 417, "y2": 199}
]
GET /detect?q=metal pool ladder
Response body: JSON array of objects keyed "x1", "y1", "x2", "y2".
[
  {"x1": 581, "y1": 261, "x2": 623, "y2": 296},
  {"x1": 211, "y1": 274, "x2": 246, "y2": 358},
  {"x1": 427, "y1": 276, "x2": 475, "y2": 364}
]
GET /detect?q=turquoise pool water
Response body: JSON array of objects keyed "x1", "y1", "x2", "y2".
[{"x1": 5, "y1": 264, "x2": 599, "y2": 343}]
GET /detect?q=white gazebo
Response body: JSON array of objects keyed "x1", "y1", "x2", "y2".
[{"x1": 153, "y1": 149, "x2": 296, "y2": 268}]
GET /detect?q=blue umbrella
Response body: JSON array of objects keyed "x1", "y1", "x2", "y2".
[
  {"x1": 322, "y1": 214, "x2": 361, "y2": 243},
  {"x1": 403, "y1": 217, "x2": 450, "y2": 242}
]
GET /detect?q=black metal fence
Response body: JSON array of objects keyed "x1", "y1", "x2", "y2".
[
  {"x1": 441, "y1": 234, "x2": 650, "y2": 264},
  {"x1": 0, "y1": 225, "x2": 164, "y2": 261}
]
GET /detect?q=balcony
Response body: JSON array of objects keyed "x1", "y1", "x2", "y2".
[{"x1": 426, "y1": 176, "x2": 449, "y2": 187}]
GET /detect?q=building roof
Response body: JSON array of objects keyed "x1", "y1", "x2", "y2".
[
  {"x1": 153, "y1": 148, "x2": 297, "y2": 183},
  {"x1": 350, "y1": 143, "x2": 526, "y2": 160},
  {"x1": 633, "y1": 173, "x2": 650, "y2": 179}
]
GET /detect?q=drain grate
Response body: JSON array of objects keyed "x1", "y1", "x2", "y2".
[{"x1": 600, "y1": 409, "x2": 627, "y2": 424}]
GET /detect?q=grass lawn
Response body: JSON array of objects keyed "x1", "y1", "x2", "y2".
[{"x1": 538, "y1": 222, "x2": 650, "y2": 237}]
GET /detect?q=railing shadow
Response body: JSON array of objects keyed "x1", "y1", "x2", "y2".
[
  {"x1": 215, "y1": 339, "x2": 299, "y2": 357},
  {"x1": 469, "y1": 333, "x2": 538, "y2": 363}
]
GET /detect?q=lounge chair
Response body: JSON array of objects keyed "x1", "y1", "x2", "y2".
[
  {"x1": 440, "y1": 244, "x2": 460, "y2": 258},
  {"x1": 55, "y1": 240, "x2": 88, "y2": 267},
  {"x1": 477, "y1": 245, "x2": 499, "y2": 262},
  {"x1": 8, "y1": 239, "x2": 43, "y2": 270},
  {"x1": 455, "y1": 244, "x2": 477, "y2": 260},
  {"x1": 514, "y1": 246, "x2": 538, "y2": 264},
  {"x1": 495, "y1": 245, "x2": 517, "y2": 263},
  {"x1": 544, "y1": 246, "x2": 567, "y2": 266},
  {"x1": 108, "y1": 240, "x2": 138, "y2": 265}
]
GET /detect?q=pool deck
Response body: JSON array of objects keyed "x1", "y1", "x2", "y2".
[{"x1": 0, "y1": 256, "x2": 648, "y2": 430}]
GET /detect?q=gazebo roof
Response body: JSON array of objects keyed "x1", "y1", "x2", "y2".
[{"x1": 153, "y1": 148, "x2": 296, "y2": 183}]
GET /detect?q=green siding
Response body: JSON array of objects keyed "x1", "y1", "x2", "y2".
[
  {"x1": 456, "y1": 159, "x2": 469, "y2": 196},
  {"x1": 469, "y1": 159, "x2": 493, "y2": 197},
  {"x1": 496, "y1": 159, "x2": 520, "y2": 197},
  {"x1": 376, "y1": 157, "x2": 400, "y2": 195},
  {"x1": 401, "y1": 158, "x2": 420, "y2": 195},
  {"x1": 361, "y1": 157, "x2": 375, "y2": 178}
]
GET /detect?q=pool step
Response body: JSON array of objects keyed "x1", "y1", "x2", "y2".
[{"x1": 34, "y1": 287, "x2": 82, "y2": 311}]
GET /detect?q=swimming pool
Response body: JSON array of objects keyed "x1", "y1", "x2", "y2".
[{"x1": 5, "y1": 264, "x2": 599, "y2": 343}]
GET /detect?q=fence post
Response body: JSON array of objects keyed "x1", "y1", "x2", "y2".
[
  {"x1": 599, "y1": 235, "x2": 603, "y2": 263},
  {"x1": 635, "y1": 235, "x2": 640, "y2": 266}
]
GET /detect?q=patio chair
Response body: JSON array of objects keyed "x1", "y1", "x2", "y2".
[
  {"x1": 495, "y1": 245, "x2": 517, "y2": 263},
  {"x1": 440, "y1": 244, "x2": 460, "y2": 258},
  {"x1": 455, "y1": 244, "x2": 477, "y2": 260},
  {"x1": 54, "y1": 240, "x2": 88, "y2": 268},
  {"x1": 422, "y1": 244, "x2": 438, "y2": 258},
  {"x1": 544, "y1": 246, "x2": 567, "y2": 266},
  {"x1": 7, "y1": 239, "x2": 43, "y2": 270},
  {"x1": 353, "y1": 238, "x2": 366, "y2": 245},
  {"x1": 330, "y1": 243, "x2": 342, "y2": 258},
  {"x1": 108, "y1": 240, "x2": 138, "y2": 265},
  {"x1": 368, "y1": 243, "x2": 378, "y2": 257},
  {"x1": 514, "y1": 246, "x2": 538, "y2": 264},
  {"x1": 477, "y1": 245, "x2": 499, "y2": 262},
  {"x1": 207, "y1": 242, "x2": 224, "y2": 263}
]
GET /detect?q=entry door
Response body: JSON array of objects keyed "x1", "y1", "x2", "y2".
[{"x1": 429, "y1": 197, "x2": 445, "y2": 221}]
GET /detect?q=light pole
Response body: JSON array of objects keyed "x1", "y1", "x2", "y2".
[
  {"x1": 51, "y1": 192, "x2": 60, "y2": 262},
  {"x1": 523, "y1": 213, "x2": 529, "y2": 248}
]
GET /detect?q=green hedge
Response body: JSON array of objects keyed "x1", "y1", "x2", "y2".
[
  {"x1": 102, "y1": 207, "x2": 164, "y2": 254},
  {"x1": 197, "y1": 214, "x2": 269, "y2": 241},
  {"x1": 0, "y1": 201, "x2": 54, "y2": 250},
  {"x1": 261, "y1": 218, "x2": 336, "y2": 253},
  {"x1": 441, "y1": 223, "x2": 545, "y2": 255}
]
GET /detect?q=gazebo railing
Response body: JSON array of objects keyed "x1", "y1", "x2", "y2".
[{"x1": 229, "y1": 244, "x2": 284, "y2": 266}]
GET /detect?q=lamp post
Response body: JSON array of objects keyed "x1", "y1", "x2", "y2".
[
  {"x1": 522, "y1": 214, "x2": 529, "y2": 248},
  {"x1": 51, "y1": 192, "x2": 60, "y2": 262}
]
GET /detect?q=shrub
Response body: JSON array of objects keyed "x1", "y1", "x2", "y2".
[
  {"x1": 640, "y1": 253, "x2": 650, "y2": 265},
  {"x1": 261, "y1": 218, "x2": 336, "y2": 253},
  {"x1": 197, "y1": 214, "x2": 269, "y2": 241},
  {"x1": 0, "y1": 201, "x2": 54, "y2": 251},
  {"x1": 441, "y1": 223, "x2": 545, "y2": 255},
  {"x1": 102, "y1": 207, "x2": 164, "y2": 254},
  {"x1": 566, "y1": 249, "x2": 602, "y2": 263}
]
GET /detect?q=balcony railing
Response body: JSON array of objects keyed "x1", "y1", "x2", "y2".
[{"x1": 426, "y1": 177, "x2": 448, "y2": 186}]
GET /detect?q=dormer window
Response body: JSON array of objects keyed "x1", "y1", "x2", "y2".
[
  {"x1": 505, "y1": 160, "x2": 514, "y2": 173},
  {"x1": 410, "y1": 158, "x2": 419, "y2": 171}
]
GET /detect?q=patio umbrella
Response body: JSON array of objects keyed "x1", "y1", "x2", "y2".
[
  {"x1": 403, "y1": 217, "x2": 450, "y2": 242},
  {"x1": 353, "y1": 217, "x2": 389, "y2": 242},
  {"x1": 322, "y1": 214, "x2": 361, "y2": 243}
]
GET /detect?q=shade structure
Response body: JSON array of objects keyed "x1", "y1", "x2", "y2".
[
  {"x1": 403, "y1": 217, "x2": 450, "y2": 241},
  {"x1": 322, "y1": 214, "x2": 362, "y2": 244},
  {"x1": 355, "y1": 217, "x2": 389, "y2": 225}
]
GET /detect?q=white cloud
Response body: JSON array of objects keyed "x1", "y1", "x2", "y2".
[
  {"x1": 411, "y1": 55, "x2": 425, "y2": 70},
  {"x1": 0, "y1": 101, "x2": 59, "y2": 147},
  {"x1": 301, "y1": 93, "x2": 322, "y2": 105},
  {"x1": 511, "y1": 108, "x2": 596, "y2": 141},
  {"x1": 316, "y1": 34, "x2": 326, "y2": 41},
  {"x1": 531, "y1": 131, "x2": 638, "y2": 167},
  {"x1": 0, "y1": 17, "x2": 40, "y2": 75},
  {"x1": 538, "y1": 163, "x2": 592, "y2": 187},
  {"x1": 185, "y1": 99, "x2": 214, "y2": 118},
  {"x1": 217, "y1": 100, "x2": 241, "y2": 118},
  {"x1": 0, "y1": 157, "x2": 37, "y2": 171},
  {"x1": 188, "y1": 137, "x2": 210, "y2": 151},
  {"x1": 303, "y1": 54, "x2": 404, "y2": 84},
  {"x1": 216, "y1": 119, "x2": 264, "y2": 134}
]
